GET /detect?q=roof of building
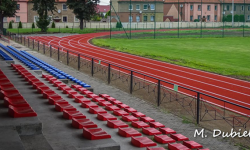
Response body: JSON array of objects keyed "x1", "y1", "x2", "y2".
[
  {"x1": 164, "y1": 0, "x2": 250, "y2": 3},
  {"x1": 118, "y1": 0, "x2": 164, "y2": 2},
  {"x1": 96, "y1": 4, "x2": 110, "y2": 13}
]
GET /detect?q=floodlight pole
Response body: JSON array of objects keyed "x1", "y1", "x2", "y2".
[
  {"x1": 200, "y1": 0, "x2": 202, "y2": 38},
  {"x1": 178, "y1": 0, "x2": 179, "y2": 38},
  {"x1": 232, "y1": 0, "x2": 234, "y2": 27},
  {"x1": 110, "y1": 1, "x2": 112, "y2": 39},
  {"x1": 154, "y1": 0, "x2": 156, "y2": 39},
  {"x1": 130, "y1": 0, "x2": 132, "y2": 39},
  {"x1": 243, "y1": 0, "x2": 245, "y2": 36}
]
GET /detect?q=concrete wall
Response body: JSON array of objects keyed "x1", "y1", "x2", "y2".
[{"x1": 4, "y1": 21, "x2": 250, "y2": 29}]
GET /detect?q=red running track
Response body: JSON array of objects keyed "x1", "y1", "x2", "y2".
[{"x1": 28, "y1": 32, "x2": 250, "y2": 116}]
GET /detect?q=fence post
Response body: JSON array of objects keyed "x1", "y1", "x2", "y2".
[
  {"x1": 33, "y1": 39, "x2": 34, "y2": 49},
  {"x1": 24, "y1": 37, "x2": 25, "y2": 46},
  {"x1": 78, "y1": 54, "x2": 80, "y2": 70},
  {"x1": 130, "y1": 71, "x2": 133, "y2": 94},
  {"x1": 196, "y1": 92, "x2": 200, "y2": 124},
  {"x1": 67, "y1": 50, "x2": 69, "y2": 65},
  {"x1": 91, "y1": 58, "x2": 94, "y2": 76},
  {"x1": 108, "y1": 64, "x2": 111, "y2": 84},
  {"x1": 157, "y1": 80, "x2": 161, "y2": 106},
  {"x1": 43, "y1": 43, "x2": 45, "y2": 54},
  {"x1": 58, "y1": 47, "x2": 60, "y2": 61},
  {"x1": 21, "y1": 35, "x2": 22, "y2": 44},
  {"x1": 50, "y1": 45, "x2": 52, "y2": 57},
  {"x1": 38, "y1": 41, "x2": 39, "y2": 51},
  {"x1": 28, "y1": 38, "x2": 29, "y2": 48}
]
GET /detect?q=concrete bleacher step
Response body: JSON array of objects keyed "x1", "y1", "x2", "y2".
[{"x1": 0, "y1": 127, "x2": 25, "y2": 150}]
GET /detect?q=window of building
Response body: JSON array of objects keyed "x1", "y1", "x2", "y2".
[
  {"x1": 74, "y1": 16, "x2": 79, "y2": 22},
  {"x1": 227, "y1": 5, "x2": 230, "y2": 11},
  {"x1": 242, "y1": 5, "x2": 244, "y2": 11},
  {"x1": 247, "y1": 15, "x2": 250, "y2": 20},
  {"x1": 207, "y1": 15, "x2": 210, "y2": 21},
  {"x1": 136, "y1": 16, "x2": 140, "y2": 22},
  {"x1": 143, "y1": 15, "x2": 147, "y2": 21},
  {"x1": 150, "y1": 4, "x2": 155, "y2": 10},
  {"x1": 136, "y1": 4, "x2": 140, "y2": 10},
  {"x1": 129, "y1": 16, "x2": 133, "y2": 22},
  {"x1": 143, "y1": 4, "x2": 148, "y2": 10},
  {"x1": 190, "y1": 15, "x2": 193, "y2": 21},
  {"x1": 16, "y1": 4, "x2": 20, "y2": 10},
  {"x1": 207, "y1": 5, "x2": 210, "y2": 11},
  {"x1": 214, "y1": 15, "x2": 217, "y2": 21},
  {"x1": 198, "y1": 15, "x2": 201, "y2": 20},
  {"x1": 62, "y1": 16, "x2": 67, "y2": 22},
  {"x1": 215, "y1": 5, "x2": 217, "y2": 11},
  {"x1": 16, "y1": 16, "x2": 20, "y2": 22},
  {"x1": 34, "y1": 16, "x2": 39, "y2": 22},
  {"x1": 129, "y1": 4, "x2": 133, "y2": 10},
  {"x1": 190, "y1": 5, "x2": 193, "y2": 10},
  {"x1": 198, "y1": 5, "x2": 201, "y2": 11},
  {"x1": 248, "y1": 6, "x2": 250, "y2": 11},
  {"x1": 150, "y1": 16, "x2": 155, "y2": 21},
  {"x1": 62, "y1": 4, "x2": 67, "y2": 10},
  {"x1": 234, "y1": 5, "x2": 236, "y2": 11},
  {"x1": 3, "y1": 17, "x2": 7, "y2": 22}
]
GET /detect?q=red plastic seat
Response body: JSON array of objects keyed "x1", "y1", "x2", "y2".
[
  {"x1": 48, "y1": 97, "x2": 68, "y2": 105},
  {"x1": 168, "y1": 143, "x2": 190, "y2": 150},
  {"x1": 0, "y1": 89, "x2": 20, "y2": 99},
  {"x1": 132, "y1": 112, "x2": 146, "y2": 118},
  {"x1": 42, "y1": 74, "x2": 51, "y2": 78},
  {"x1": 131, "y1": 121, "x2": 150, "y2": 128},
  {"x1": 37, "y1": 86, "x2": 50, "y2": 94},
  {"x1": 0, "y1": 80, "x2": 11, "y2": 85},
  {"x1": 55, "y1": 103, "x2": 77, "y2": 112},
  {"x1": 33, "y1": 82, "x2": 46, "y2": 89},
  {"x1": 43, "y1": 90, "x2": 57, "y2": 98},
  {"x1": 76, "y1": 87, "x2": 88, "y2": 91},
  {"x1": 97, "y1": 113, "x2": 117, "y2": 121},
  {"x1": 116, "y1": 103, "x2": 130, "y2": 109},
  {"x1": 111, "y1": 100, "x2": 123, "y2": 105},
  {"x1": 124, "y1": 107, "x2": 137, "y2": 113},
  {"x1": 63, "y1": 110, "x2": 86, "y2": 120},
  {"x1": 57, "y1": 84, "x2": 68, "y2": 90},
  {"x1": 53, "y1": 81, "x2": 64, "y2": 87},
  {"x1": 81, "y1": 101, "x2": 98, "y2": 108},
  {"x1": 4, "y1": 96, "x2": 29, "y2": 107},
  {"x1": 86, "y1": 93, "x2": 99, "y2": 99},
  {"x1": 142, "y1": 127, "x2": 162, "y2": 135},
  {"x1": 159, "y1": 128, "x2": 176, "y2": 134},
  {"x1": 154, "y1": 135, "x2": 175, "y2": 144},
  {"x1": 72, "y1": 118, "x2": 98, "y2": 129},
  {"x1": 82, "y1": 128, "x2": 111, "y2": 140},
  {"x1": 122, "y1": 115, "x2": 139, "y2": 122},
  {"x1": 107, "y1": 120, "x2": 129, "y2": 128},
  {"x1": 75, "y1": 97, "x2": 91, "y2": 103},
  {"x1": 92, "y1": 97, "x2": 106, "y2": 102},
  {"x1": 8, "y1": 105, "x2": 37, "y2": 118},
  {"x1": 63, "y1": 89, "x2": 75, "y2": 94},
  {"x1": 170, "y1": 134, "x2": 189, "y2": 142},
  {"x1": 105, "y1": 105, "x2": 121, "y2": 111},
  {"x1": 71, "y1": 84, "x2": 82, "y2": 89},
  {"x1": 149, "y1": 122, "x2": 165, "y2": 128},
  {"x1": 89, "y1": 107, "x2": 107, "y2": 114},
  {"x1": 105, "y1": 96, "x2": 116, "y2": 102},
  {"x1": 68, "y1": 92, "x2": 83, "y2": 98},
  {"x1": 81, "y1": 90, "x2": 93, "y2": 95},
  {"x1": 113, "y1": 110, "x2": 130, "y2": 116},
  {"x1": 131, "y1": 137, "x2": 157, "y2": 148},
  {"x1": 146, "y1": 147, "x2": 166, "y2": 150},
  {"x1": 140, "y1": 117, "x2": 155, "y2": 123},
  {"x1": 99, "y1": 93, "x2": 110, "y2": 98},
  {"x1": 118, "y1": 127, "x2": 142, "y2": 137},
  {"x1": 0, "y1": 84, "x2": 15, "y2": 90},
  {"x1": 183, "y1": 141, "x2": 203, "y2": 149},
  {"x1": 98, "y1": 101, "x2": 112, "y2": 106}
]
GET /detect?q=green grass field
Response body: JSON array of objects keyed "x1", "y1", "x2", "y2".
[{"x1": 93, "y1": 37, "x2": 250, "y2": 81}]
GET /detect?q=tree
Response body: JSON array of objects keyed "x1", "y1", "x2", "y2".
[
  {"x1": 31, "y1": 0, "x2": 56, "y2": 32},
  {"x1": 105, "y1": 10, "x2": 110, "y2": 18},
  {"x1": 0, "y1": 0, "x2": 18, "y2": 31},
  {"x1": 51, "y1": 21, "x2": 55, "y2": 28},
  {"x1": 32, "y1": 22, "x2": 35, "y2": 28},
  {"x1": 8, "y1": 21, "x2": 12, "y2": 29},
  {"x1": 18, "y1": 21, "x2": 22, "y2": 28},
  {"x1": 67, "y1": 0, "x2": 100, "y2": 30}
]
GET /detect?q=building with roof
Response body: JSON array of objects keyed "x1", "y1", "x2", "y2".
[
  {"x1": 96, "y1": 4, "x2": 110, "y2": 16},
  {"x1": 4, "y1": 0, "x2": 29, "y2": 23}
]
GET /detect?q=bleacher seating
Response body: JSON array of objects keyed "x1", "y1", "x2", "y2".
[{"x1": 0, "y1": 48, "x2": 13, "y2": 60}]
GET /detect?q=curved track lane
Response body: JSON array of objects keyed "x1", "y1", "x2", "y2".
[{"x1": 28, "y1": 32, "x2": 250, "y2": 116}]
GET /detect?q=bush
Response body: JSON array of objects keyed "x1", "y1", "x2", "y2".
[
  {"x1": 116, "y1": 22, "x2": 122, "y2": 28},
  {"x1": 234, "y1": 14, "x2": 240, "y2": 22},
  {"x1": 239, "y1": 15, "x2": 245, "y2": 22},
  {"x1": 18, "y1": 21, "x2": 22, "y2": 28},
  {"x1": 8, "y1": 22, "x2": 13, "y2": 29},
  {"x1": 66, "y1": 25, "x2": 68, "y2": 28},
  {"x1": 226, "y1": 14, "x2": 232, "y2": 22},
  {"x1": 194, "y1": 19, "x2": 199, "y2": 22},
  {"x1": 32, "y1": 22, "x2": 35, "y2": 28},
  {"x1": 51, "y1": 22, "x2": 55, "y2": 28}
]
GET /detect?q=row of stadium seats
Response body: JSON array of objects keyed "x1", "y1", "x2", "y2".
[
  {"x1": 0, "y1": 48, "x2": 13, "y2": 60},
  {"x1": 0, "y1": 66, "x2": 37, "y2": 118}
]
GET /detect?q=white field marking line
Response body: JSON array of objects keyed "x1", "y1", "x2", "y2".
[
  {"x1": 82, "y1": 38, "x2": 250, "y2": 89},
  {"x1": 65, "y1": 37, "x2": 250, "y2": 97},
  {"x1": 60, "y1": 39, "x2": 250, "y2": 105},
  {"x1": 82, "y1": 35, "x2": 250, "y2": 85}
]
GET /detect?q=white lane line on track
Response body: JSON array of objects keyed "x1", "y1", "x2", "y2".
[
  {"x1": 56, "y1": 37, "x2": 250, "y2": 105},
  {"x1": 65, "y1": 37, "x2": 250, "y2": 97}
]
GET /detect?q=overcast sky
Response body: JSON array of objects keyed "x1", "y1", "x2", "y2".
[{"x1": 99, "y1": 0, "x2": 110, "y2": 5}]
